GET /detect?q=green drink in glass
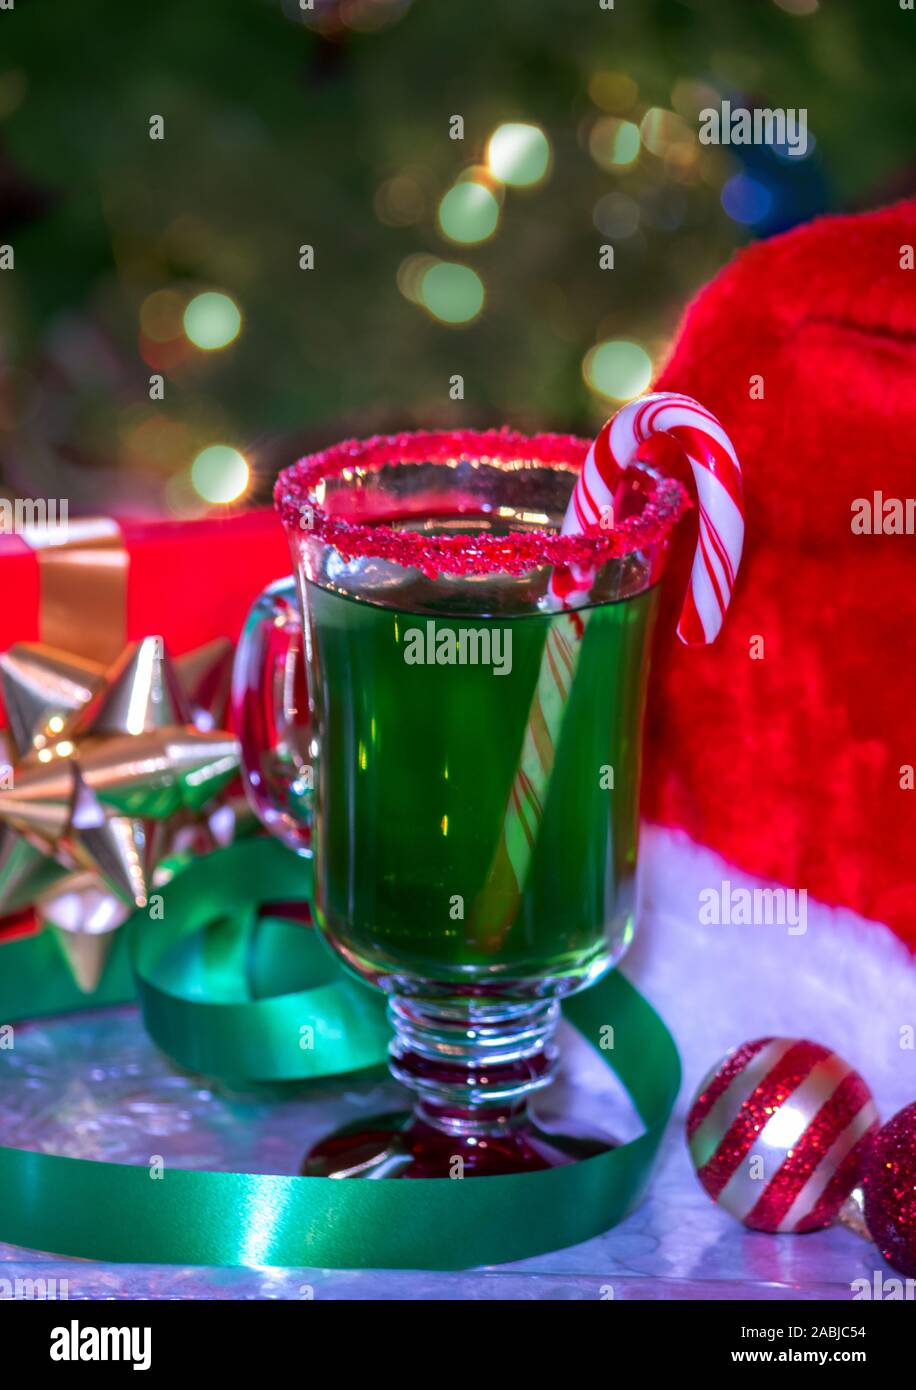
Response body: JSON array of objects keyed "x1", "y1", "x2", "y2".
[
  {"x1": 236, "y1": 429, "x2": 687, "y2": 1177},
  {"x1": 307, "y1": 578, "x2": 656, "y2": 988}
]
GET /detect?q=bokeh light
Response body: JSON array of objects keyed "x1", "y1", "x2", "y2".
[
  {"x1": 663, "y1": 141, "x2": 701, "y2": 182},
  {"x1": 721, "y1": 173, "x2": 773, "y2": 225},
  {"x1": 419, "y1": 261, "x2": 485, "y2": 323},
  {"x1": 588, "y1": 72, "x2": 638, "y2": 114},
  {"x1": 397, "y1": 253, "x2": 437, "y2": 304},
  {"x1": 589, "y1": 118, "x2": 641, "y2": 170},
  {"x1": 698, "y1": 147, "x2": 733, "y2": 189},
  {"x1": 671, "y1": 78, "x2": 721, "y2": 121},
  {"x1": 183, "y1": 292, "x2": 242, "y2": 350},
  {"x1": 140, "y1": 290, "x2": 185, "y2": 343},
  {"x1": 593, "y1": 192, "x2": 640, "y2": 239},
  {"x1": 190, "y1": 445, "x2": 250, "y2": 503},
  {"x1": 123, "y1": 413, "x2": 192, "y2": 471},
  {"x1": 640, "y1": 107, "x2": 696, "y2": 159},
  {"x1": 374, "y1": 173, "x2": 425, "y2": 226},
  {"x1": 487, "y1": 123, "x2": 551, "y2": 187},
  {"x1": 583, "y1": 340, "x2": 653, "y2": 401},
  {"x1": 139, "y1": 290, "x2": 191, "y2": 371},
  {"x1": 640, "y1": 186, "x2": 687, "y2": 232},
  {"x1": 437, "y1": 180, "x2": 500, "y2": 243}
]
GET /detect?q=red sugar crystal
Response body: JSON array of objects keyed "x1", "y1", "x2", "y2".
[{"x1": 275, "y1": 428, "x2": 690, "y2": 578}]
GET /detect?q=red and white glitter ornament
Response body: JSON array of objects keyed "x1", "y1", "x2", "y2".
[
  {"x1": 862, "y1": 1102, "x2": 916, "y2": 1279},
  {"x1": 687, "y1": 1037, "x2": 879, "y2": 1233}
]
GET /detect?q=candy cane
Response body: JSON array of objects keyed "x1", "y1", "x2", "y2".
[
  {"x1": 470, "y1": 392, "x2": 742, "y2": 949},
  {"x1": 551, "y1": 392, "x2": 744, "y2": 646},
  {"x1": 468, "y1": 608, "x2": 588, "y2": 950}
]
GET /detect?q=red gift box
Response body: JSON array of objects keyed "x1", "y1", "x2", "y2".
[
  {"x1": 2, "y1": 509, "x2": 290, "y2": 712},
  {"x1": 0, "y1": 509, "x2": 290, "y2": 1008}
]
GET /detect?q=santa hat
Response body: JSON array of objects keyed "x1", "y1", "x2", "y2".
[
  {"x1": 631, "y1": 198, "x2": 916, "y2": 1108},
  {"x1": 644, "y1": 196, "x2": 916, "y2": 948}
]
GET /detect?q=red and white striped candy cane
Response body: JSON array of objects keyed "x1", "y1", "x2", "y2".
[
  {"x1": 470, "y1": 393, "x2": 742, "y2": 946},
  {"x1": 551, "y1": 392, "x2": 744, "y2": 645},
  {"x1": 468, "y1": 607, "x2": 587, "y2": 949}
]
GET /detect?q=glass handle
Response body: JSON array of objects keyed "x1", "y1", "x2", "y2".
[{"x1": 231, "y1": 575, "x2": 313, "y2": 855}]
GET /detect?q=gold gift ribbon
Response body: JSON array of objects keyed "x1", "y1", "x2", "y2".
[{"x1": 20, "y1": 518, "x2": 129, "y2": 664}]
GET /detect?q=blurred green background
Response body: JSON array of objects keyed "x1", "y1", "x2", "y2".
[{"x1": 0, "y1": 0, "x2": 913, "y2": 516}]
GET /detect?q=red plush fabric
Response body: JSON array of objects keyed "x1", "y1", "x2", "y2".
[{"x1": 644, "y1": 197, "x2": 916, "y2": 948}]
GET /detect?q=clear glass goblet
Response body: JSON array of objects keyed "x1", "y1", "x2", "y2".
[{"x1": 233, "y1": 429, "x2": 685, "y2": 1177}]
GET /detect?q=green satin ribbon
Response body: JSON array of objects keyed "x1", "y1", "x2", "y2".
[
  {"x1": 132, "y1": 839, "x2": 390, "y2": 1083},
  {"x1": 0, "y1": 838, "x2": 680, "y2": 1269}
]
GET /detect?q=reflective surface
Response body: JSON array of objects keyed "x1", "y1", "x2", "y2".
[{"x1": 3, "y1": 828, "x2": 913, "y2": 1296}]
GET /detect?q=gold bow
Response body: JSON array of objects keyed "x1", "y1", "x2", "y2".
[{"x1": 1, "y1": 517, "x2": 250, "y2": 991}]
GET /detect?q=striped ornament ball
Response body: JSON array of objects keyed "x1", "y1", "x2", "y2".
[{"x1": 687, "y1": 1037, "x2": 879, "y2": 1233}]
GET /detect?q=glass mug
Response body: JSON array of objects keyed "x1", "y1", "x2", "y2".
[{"x1": 232, "y1": 430, "x2": 686, "y2": 1177}]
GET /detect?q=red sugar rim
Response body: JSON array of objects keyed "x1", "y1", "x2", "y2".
[{"x1": 275, "y1": 428, "x2": 690, "y2": 578}]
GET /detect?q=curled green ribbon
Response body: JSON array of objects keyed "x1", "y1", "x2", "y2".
[
  {"x1": 0, "y1": 838, "x2": 680, "y2": 1269},
  {"x1": 132, "y1": 839, "x2": 390, "y2": 1083}
]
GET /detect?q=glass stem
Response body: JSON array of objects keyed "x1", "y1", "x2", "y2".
[{"x1": 387, "y1": 997, "x2": 560, "y2": 1135}]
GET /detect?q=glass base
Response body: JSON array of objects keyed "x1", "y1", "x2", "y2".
[
  {"x1": 301, "y1": 996, "x2": 617, "y2": 1178},
  {"x1": 301, "y1": 1107, "x2": 614, "y2": 1179}
]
